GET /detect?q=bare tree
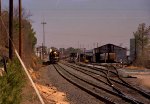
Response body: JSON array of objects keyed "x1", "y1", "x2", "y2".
[{"x1": 133, "y1": 23, "x2": 150, "y2": 66}]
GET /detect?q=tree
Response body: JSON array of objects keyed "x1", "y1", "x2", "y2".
[
  {"x1": 0, "y1": 7, "x2": 37, "y2": 67},
  {"x1": 51, "y1": 47, "x2": 58, "y2": 51},
  {"x1": 0, "y1": 11, "x2": 9, "y2": 49},
  {"x1": 133, "y1": 23, "x2": 150, "y2": 66}
]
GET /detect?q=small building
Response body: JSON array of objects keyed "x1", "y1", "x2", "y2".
[
  {"x1": 35, "y1": 46, "x2": 47, "y2": 58},
  {"x1": 94, "y1": 44, "x2": 127, "y2": 63}
]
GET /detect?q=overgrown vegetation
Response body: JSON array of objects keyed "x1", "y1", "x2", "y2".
[
  {"x1": 0, "y1": 6, "x2": 38, "y2": 104},
  {"x1": 0, "y1": 8, "x2": 37, "y2": 67},
  {"x1": 59, "y1": 47, "x2": 83, "y2": 56},
  {"x1": 0, "y1": 58, "x2": 25, "y2": 104}
]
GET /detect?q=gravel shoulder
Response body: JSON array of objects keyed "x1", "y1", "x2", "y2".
[
  {"x1": 30, "y1": 65, "x2": 69, "y2": 104},
  {"x1": 35, "y1": 64, "x2": 102, "y2": 104},
  {"x1": 26, "y1": 63, "x2": 150, "y2": 104}
]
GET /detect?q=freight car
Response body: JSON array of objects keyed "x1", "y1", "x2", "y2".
[
  {"x1": 69, "y1": 52, "x2": 78, "y2": 63},
  {"x1": 49, "y1": 49, "x2": 59, "y2": 64}
]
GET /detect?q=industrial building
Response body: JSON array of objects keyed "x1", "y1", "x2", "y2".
[{"x1": 94, "y1": 44, "x2": 127, "y2": 63}]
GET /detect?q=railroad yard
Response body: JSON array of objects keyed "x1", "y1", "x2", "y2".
[
  {"x1": 33, "y1": 60, "x2": 150, "y2": 104},
  {"x1": 1, "y1": 1, "x2": 150, "y2": 104}
]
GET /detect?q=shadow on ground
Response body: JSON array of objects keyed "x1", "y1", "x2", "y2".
[{"x1": 42, "y1": 61, "x2": 51, "y2": 65}]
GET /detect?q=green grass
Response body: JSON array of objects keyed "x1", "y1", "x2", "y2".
[{"x1": 0, "y1": 58, "x2": 25, "y2": 104}]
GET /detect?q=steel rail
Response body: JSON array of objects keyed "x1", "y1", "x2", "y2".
[
  {"x1": 53, "y1": 64, "x2": 116, "y2": 104},
  {"x1": 76, "y1": 62, "x2": 150, "y2": 100},
  {"x1": 58, "y1": 63, "x2": 143, "y2": 104}
]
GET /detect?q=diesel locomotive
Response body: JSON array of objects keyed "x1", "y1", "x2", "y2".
[{"x1": 49, "y1": 49, "x2": 59, "y2": 64}]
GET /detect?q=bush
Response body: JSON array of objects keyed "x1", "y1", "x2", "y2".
[{"x1": 0, "y1": 58, "x2": 25, "y2": 104}]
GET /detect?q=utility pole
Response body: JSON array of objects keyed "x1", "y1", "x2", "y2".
[
  {"x1": 41, "y1": 22, "x2": 46, "y2": 46},
  {"x1": 41, "y1": 21, "x2": 46, "y2": 58},
  {"x1": 0, "y1": 0, "x2": 2, "y2": 16},
  {"x1": 0, "y1": 0, "x2": 1, "y2": 40},
  {"x1": 9, "y1": 0, "x2": 13, "y2": 59},
  {"x1": 0, "y1": 0, "x2": 1, "y2": 17},
  {"x1": 19, "y1": 0, "x2": 22, "y2": 58}
]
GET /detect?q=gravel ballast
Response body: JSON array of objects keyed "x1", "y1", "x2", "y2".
[{"x1": 44, "y1": 64, "x2": 103, "y2": 104}]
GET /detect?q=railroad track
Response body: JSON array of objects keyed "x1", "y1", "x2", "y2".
[
  {"x1": 59, "y1": 62, "x2": 150, "y2": 104},
  {"x1": 108, "y1": 65, "x2": 150, "y2": 99},
  {"x1": 53, "y1": 62, "x2": 149, "y2": 103},
  {"x1": 53, "y1": 64, "x2": 117, "y2": 104},
  {"x1": 77, "y1": 62, "x2": 150, "y2": 100}
]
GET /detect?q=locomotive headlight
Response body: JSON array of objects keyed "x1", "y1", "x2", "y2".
[{"x1": 50, "y1": 49, "x2": 52, "y2": 52}]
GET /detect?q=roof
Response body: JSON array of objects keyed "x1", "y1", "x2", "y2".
[
  {"x1": 85, "y1": 49, "x2": 93, "y2": 53},
  {"x1": 94, "y1": 43, "x2": 127, "y2": 50}
]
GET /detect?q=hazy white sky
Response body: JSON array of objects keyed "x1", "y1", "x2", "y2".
[{"x1": 2, "y1": 0, "x2": 150, "y2": 49}]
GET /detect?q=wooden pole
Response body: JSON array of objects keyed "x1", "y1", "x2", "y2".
[
  {"x1": 19, "y1": 0, "x2": 22, "y2": 58},
  {"x1": 0, "y1": 0, "x2": 1, "y2": 17},
  {"x1": 0, "y1": 0, "x2": 1, "y2": 41},
  {"x1": 9, "y1": 0, "x2": 13, "y2": 60}
]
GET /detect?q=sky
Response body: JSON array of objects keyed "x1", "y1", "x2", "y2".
[{"x1": 2, "y1": 0, "x2": 150, "y2": 50}]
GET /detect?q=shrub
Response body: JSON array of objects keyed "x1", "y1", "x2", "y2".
[{"x1": 0, "y1": 58, "x2": 25, "y2": 104}]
